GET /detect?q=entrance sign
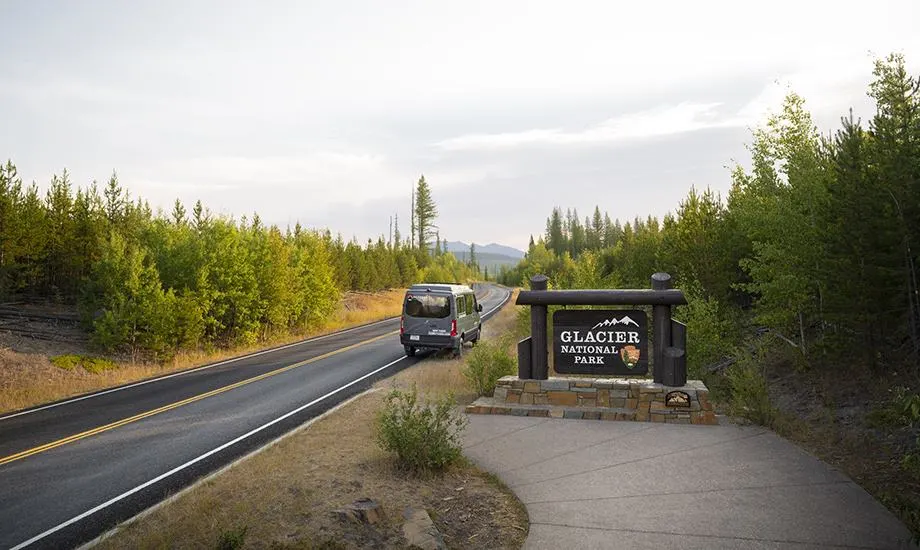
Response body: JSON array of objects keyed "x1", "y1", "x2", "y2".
[
  {"x1": 517, "y1": 272, "x2": 688, "y2": 384},
  {"x1": 553, "y1": 309, "x2": 648, "y2": 375}
]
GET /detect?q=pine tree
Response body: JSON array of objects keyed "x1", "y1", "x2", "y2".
[
  {"x1": 603, "y1": 214, "x2": 618, "y2": 248},
  {"x1": 569, "y1": 209, "x2": 585, "y2": 257},
  {"x1": 192, "y1": 200, "x2": 208, "y2": 231},
  {"x1": 104, "y1": 171, "x2": 125, "y2": 228},
  {"x1": 822, "y1": 110, "x2": 901, "y2": 363},
  {"x1": 171, "y1": 199, "x2": 187, "y2": 226},
  {"x1": 865, "y1": 53, "x2": 920, "y2": 359},
  {"x1": 0, "y1": 161, "x2": 22, "y2": 295},
  {"x1": 414, "y1": 175, "x2": 438, "y2": 252},
  {"x1": 44, "y1": 170, "x2": 76, "y2": 296},
  {"x1": 18, "y1": 183, "x2": 46, "y2": 292},
  {"x1": 591, "y1": 207, "x2": 604, "y2": 250},
  {"x1": 546, "y1": 207, "x2": 565, "y2": 255},
  {"x1": 71, "y1": 186, "x2": 104, "y2": 284}
]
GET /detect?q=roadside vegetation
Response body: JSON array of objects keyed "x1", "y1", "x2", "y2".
[
  {"x1": 375, "y1": 385, "x2": 467, "y2": 473},
  {"x1": 461, "y1": 337, "x2": 518, "y2": 397},
  {"x1": 0, "y1": 171, "x2": 478, "y2": 361},
  {"x1": 498, "y1": 53, "x2": 920, "y2": 537},
  {"x1": 94, "y1": 289, "x2": 527, "y2": 549},
  {"x1": 0, "y1": 290, "x2": 406, "y2": 414},
  {"x1": 0, "y1": 171, "x2": 488, "y2": 414}
]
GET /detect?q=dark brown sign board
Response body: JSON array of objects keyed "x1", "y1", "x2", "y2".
[{"x1": 552, "y1": 309, "x2": 648, "y2": 375}]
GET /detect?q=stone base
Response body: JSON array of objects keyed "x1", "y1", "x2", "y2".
[{"x1": 465, "y1": 376, "x2": 718, "y2": 425}]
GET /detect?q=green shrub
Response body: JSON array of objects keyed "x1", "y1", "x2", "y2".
[
  {"x1": 83, "y1": 357, "x2": 117, "y2": 373},
  {"x1": 867, "y1": 386, "x2": 920, "y2": 429},
  {"x1": 50, "y1": 354, "x2": 81, "y2": 370},
  {"x1": 375, "y1": 385, "x2": 467, "y2": 473},
  {"x1": 892, "y1": 387, "x2": 920, "y2": 426},
  {"x1": 50, "y1": 354, "x2": 117, "y2": 373},
  {"x1": 462, "y1": 338, "x2": 516, "y2": 396},
  {"x1": 674, "y1": 280, "x2": 743, "y2": 378},
  {"x1": 215, "y1": 526, "x2": 248, "y2": 550},
  {"x1": 726, "y1": 347, "x2": 776, "y2": 426}
]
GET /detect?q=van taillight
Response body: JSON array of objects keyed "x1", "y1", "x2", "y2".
[
  {"x1": 450, "y1": 319, "x2": 457, "y2": 337},
  {"x1": 400, "y1": 316, "x2": 405, "y2": 334}
]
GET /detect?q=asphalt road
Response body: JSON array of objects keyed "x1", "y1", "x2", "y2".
[{"x1": 0, "y1": 284, "x2": 511, "y2": 550}]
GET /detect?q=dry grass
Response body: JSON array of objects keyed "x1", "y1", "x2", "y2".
[
  {"x1": 0, "y1": 348, "x2": 171, "y2": 415},
  {"x1": 328, "y1": 289, "x2": 406, "y2": 331},
  {"x1": 95, "y1": 288, "x2": 528, "y2": 549},
  {"x1": 0, "y1": 290, "x2": 406, "y2": 415}
]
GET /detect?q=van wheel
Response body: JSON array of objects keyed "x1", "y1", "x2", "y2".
[
  {"x1": 471, "y1": 326, "x2": 482, "y2": 345},
  {"x1": 405, "y1": 345, "x2": 416, "y2": 357},
  {"x1": 454, "y1": 341, "x2": 463, "y2": 358}
]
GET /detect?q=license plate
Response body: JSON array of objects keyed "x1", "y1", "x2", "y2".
[{"x1": 409, "y1": 335, "x2": 420, "y2": 341}]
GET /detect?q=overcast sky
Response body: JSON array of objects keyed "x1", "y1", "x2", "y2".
[{"x1": 2, "y1": 1, "x2": 919, "y2": 251}]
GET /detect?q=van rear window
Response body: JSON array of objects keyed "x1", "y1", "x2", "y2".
[{"x1": 405, "y1": 294, "x2": 451, "y2": 318}]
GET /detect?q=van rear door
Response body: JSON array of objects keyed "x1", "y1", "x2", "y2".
[{"x1": 403, "y1": 292, "x2": 453, "y2": 339}]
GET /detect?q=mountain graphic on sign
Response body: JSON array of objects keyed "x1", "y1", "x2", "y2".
[{"x1": 591, "y1": 316, "x2": 639, "y2": 330}]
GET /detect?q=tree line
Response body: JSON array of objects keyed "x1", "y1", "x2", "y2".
[
  {"x1": 0, "y1": 167, "x2": 476, "y2": 359},
  {"x1": 499, "y1": 53, "x2": 920, "y2": 376}
]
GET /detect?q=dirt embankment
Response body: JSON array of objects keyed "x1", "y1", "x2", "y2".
[{"x1": 755, "y1": 361, "x2": 920, "y2": 539}]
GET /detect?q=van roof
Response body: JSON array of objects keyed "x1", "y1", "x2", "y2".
[{"x1": 407, "y1": 283, "x2": 474, "y2": 294}]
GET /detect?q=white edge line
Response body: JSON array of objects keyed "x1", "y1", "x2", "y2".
[
  {"x1": 77, "y1": 388, "x2": 382, "y2": 550},
  {"x1": 10, "y1": 288, "x2": 512, "y2": 550},
  {"x1": 9, "y1": 355, "x2": 408, "y2": 550},
  {"x1": 0, "y1": 316, "x2": 399, "y2": 422}
]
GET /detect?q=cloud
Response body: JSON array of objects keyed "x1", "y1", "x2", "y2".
[
  {"x1": 125, "y1": 152, "x2": 519, "y2": 232},
  {"x1": 435, "y1": 102, "x2": 744, "y2": 151},
  {"x1": 138, "y1": 153, "x2": 404, "y2": 203}
]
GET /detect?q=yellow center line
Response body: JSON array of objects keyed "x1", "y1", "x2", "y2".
[{"x1": 0, "y1": 330, "x2": 398, "y2": 467}]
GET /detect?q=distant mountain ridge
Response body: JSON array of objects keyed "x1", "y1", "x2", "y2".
[
  {"x1": 443, "y1": 240, "x2": 524, "y2": 274},
  {"x1": 444, "y1": 241, "x2": 525, "y2": 259}
]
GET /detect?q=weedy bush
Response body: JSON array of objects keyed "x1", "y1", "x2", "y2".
[
  {"x1": 214, "y1": 526, "x2": 248, "y2": 550},
  {"x1": 462, "y1": 338, "x2": 516, "y2": 396},
  {"x1": 50, "y1": 354, "x2": 117, "y2": 373},
  {"x1": 889, "y1": 386, "x2": 920, "y2": 426},
  {"x1": 375, "y1": 384, "x2": 467, "y2": 473},
  {"x1": 726, "y1": 346, "x2": 777, "y2": 427},
  {"x1": 675, "y1": 281, "x2": 743, "y2": 379},
  {"x1": 867, "y1": 386, "x2": 920, "y2": 429}
]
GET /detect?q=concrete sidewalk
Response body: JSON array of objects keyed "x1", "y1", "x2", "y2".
[{"x1": 462, "y1": 414, "x2": 916, "y2": 549}]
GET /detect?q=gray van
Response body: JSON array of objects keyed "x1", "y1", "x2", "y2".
[{"x1": 400, "y1": 283, "x2": 483, "y2": 357}]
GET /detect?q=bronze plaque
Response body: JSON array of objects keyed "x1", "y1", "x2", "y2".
[{"x1": 665, "y1": 391, "x2": 690, "y2": 407}]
